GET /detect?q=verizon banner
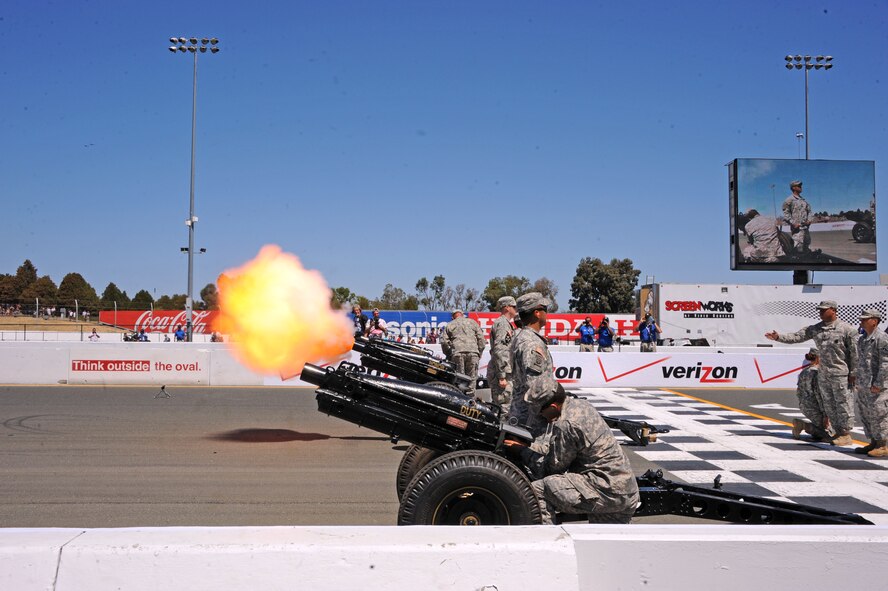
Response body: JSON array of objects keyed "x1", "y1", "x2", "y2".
[
  {"x1": 67, "y1": 347, "x2": 210, "y2": 385},
  {"x1": 655, "y1": 283, "x2": 888, "y2": 346},
  {"x1": 264, "y1": 349, "x2": 809, "y2": 389}
]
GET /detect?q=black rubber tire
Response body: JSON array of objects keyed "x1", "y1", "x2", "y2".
[
  {"x1": 398, "y1": 450, "x2": 542, "y2": 526},
  {"x1": 395, "y1": 445, "x2": 441, "y2": 501},
  {"x1": 852, "y1": 222, "x2": 873, "y2": 243}
]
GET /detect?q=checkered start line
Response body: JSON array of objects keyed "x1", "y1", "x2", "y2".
[{"x1": 573, "y1": 387, "x2": 888, "y2": 525}]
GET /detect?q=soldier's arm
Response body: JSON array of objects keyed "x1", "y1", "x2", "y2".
[
  {"x1": 775, "y1": 325, "x2": 814, "y2": 344},
  {"x1": 542, "y1": 422, "x2": 579, "y2": 476},
  {"x1": 518, "y1": 346, "x2": 556, "y2": 403},
  {"x1": 475, "y1": 324, "x2": 485, "y2": 355},
  {"x1": 876, "y1": 337, "x2": 888, "y2": 391},
  {"x1": 846, "y1": 327, "x2": 859, "y2": 376}
]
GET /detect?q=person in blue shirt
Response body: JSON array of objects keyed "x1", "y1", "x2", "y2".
[
  {"x1": 174, "y1": 325, "x2": 186, "y2": 342},
  {"x1": 597, "y1": 317, "x2": 617, "y2": 352},
  {"x1": 137, "y1": 329, "x2": 149, "y2": 342},
  {"x1": 575, "y1": 317, "x2": 596, "y2": 352},
  {"x1": 637, "y1": 314, "x2": 662, "y2": 352}
]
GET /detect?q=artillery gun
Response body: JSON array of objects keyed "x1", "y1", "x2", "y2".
[{"x1": 301, "y1": 362, "x2": 872, "y2": 526}]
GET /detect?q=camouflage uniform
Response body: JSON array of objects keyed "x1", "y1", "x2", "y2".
[
  {"x1": 775, "y1": 320, "x2": 858, "y2": 435},
  {"x1": 440, "y1": 315, "x2": 485, "y2": 396},
  {"x1": 796, "y1": 364, "x2": 832, "y2": 439},
  {"x1": 486, "y1": 314, "x2": 515, "y2": 410},
  {"x1": 519, "y1": 397, "x2": 639, "y2": 524},
  {"x1": 855, "y1": 329, "x2": 888, "y2": 442},
  {"x1": 507, "y1": 326, "x2": 556, "y2": 437},
  {"x1": 782, "y1": 193, "x2": 811, "y2": 252},
  {"x1": 742, "y1": 215, "x2": 785, "y2": 263}
]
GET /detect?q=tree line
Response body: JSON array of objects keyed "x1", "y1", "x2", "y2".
[
  {"x1": 0, "y1": 260, "x2": 219, "y2": 313},
  {"x1": 332, "y1": 257, "x2": 641, "y2": 313},
  {"x1": 1, "y1": 256, "x2": 642, "y2": 315}
]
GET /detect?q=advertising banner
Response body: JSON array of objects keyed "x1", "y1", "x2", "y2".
[
  {"x1": 100, "y1": 310, "x2": 639, "y2": 341},
  {"x1": 656, "y1": 283, "x2": 888, "y2": 346},
  {"x1": 67, "y1": 346, "x2": 210, "y2": 385}
]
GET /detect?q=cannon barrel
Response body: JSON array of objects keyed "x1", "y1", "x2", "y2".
[{"x1": 300, "y1": 363, "x2": 330, "y2": 387}]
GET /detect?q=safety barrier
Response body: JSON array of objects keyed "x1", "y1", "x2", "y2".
[
  {"x1": 0, "y1": 341, "x2": 812, "y2": 387},
  {"x1": 2, "y1": 524, "x2": 885, "y2": 591}
]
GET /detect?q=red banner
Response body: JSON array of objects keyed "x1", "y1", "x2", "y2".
[{"x1": 98, "y1": 310, "x2": 217, "y2": 334}]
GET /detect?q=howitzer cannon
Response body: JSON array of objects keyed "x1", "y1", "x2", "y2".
[
  {"x1": 302, "y1": 362, "x2": 873, "y2": 526},
  {"x1": 352, "y1": 336, "x2": 669, "y2": 446}
]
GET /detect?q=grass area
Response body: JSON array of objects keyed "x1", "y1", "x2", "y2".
[{"x1": 0, "y1": 316, "x2": 126, "y2": 333}]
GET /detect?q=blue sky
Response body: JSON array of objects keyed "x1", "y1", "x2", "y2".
[{"x1": 2, "y1": 1, "x2": 887, "y2": 308}]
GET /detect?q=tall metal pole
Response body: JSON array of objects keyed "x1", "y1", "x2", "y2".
[
  {"x1": 785, "y1": 54, "x2": 832, "y2": 161},
  {"x1": 170, "y1": 37, "x2": 219, "y2": 342},
  {"x1": 186, "y1": 50, "x2": 198, "y2": 342},
  {"x1": 804, "y1": 66, "x2": 809, "y2": 160}
]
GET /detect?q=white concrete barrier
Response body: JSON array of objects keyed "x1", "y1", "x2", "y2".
[
  {"x1": 2, "y1": 525, "x2": 885, "y2": 591},
  {"x1": 0, "y1": 341, "x2": 815, "y2": 388}
]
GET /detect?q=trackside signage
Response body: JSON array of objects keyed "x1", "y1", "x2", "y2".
[{"x1": 67, "y1": 348, "x2": 210, "y2": 385}]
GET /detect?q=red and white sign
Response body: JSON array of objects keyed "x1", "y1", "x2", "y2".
[
  {"x1": 469, "y1": 313, "x2": 637, "y2": 341},
  {"x1": 67, "y1": 348, "x2": 210, "y2": 385},
  {"x1": 72, "y1": 359, "x2": 150, "y2": 372},
  {"x1": 98, "y1": 310, "x2": 217, "y2": 334}
]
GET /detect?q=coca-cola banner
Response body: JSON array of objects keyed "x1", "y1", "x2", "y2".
[
  {"x1": 99, "y1": 310, "x2": 639, "y2": 340},
  {"x1": 99, "y1": 310, "x2": 217, "y2": 334}
]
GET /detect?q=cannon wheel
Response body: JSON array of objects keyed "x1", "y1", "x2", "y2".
[
  {"x1": 852, "y1": 222, "x2": 874, "y2": 243},
  {"x1": 398, "y1": 450, "x2": 542, "y2": 525},
  {"x1": 395, "y1": 445, "x2": 441, "y2": 500}
]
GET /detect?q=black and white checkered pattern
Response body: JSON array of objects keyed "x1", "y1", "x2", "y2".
[
  {"x1": 576, "y1": 387, "x2": 888, "y2": 524},
  {"x1": 752, "y1": 300, "x2": 888, "y2": 324}
]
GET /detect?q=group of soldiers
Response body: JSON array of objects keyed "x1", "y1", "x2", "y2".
[
  {"x1": 766, "y1": 300, "x2": 888, "y2": 458},
  {"x1": 741, "y1": 179, "x2": 811, "y2": 263},
  {"x1": 438, "y1": 292, "x2": 639, "y2": 524}
]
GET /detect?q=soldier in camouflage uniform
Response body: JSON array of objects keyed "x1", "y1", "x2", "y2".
[
  {"x1": 766, "y1": 300, "x2": 858, "y2": 446},
  {"x1": 507, "y1": 292, "x2": 557, "y2": 437},
  {"x1": 486, "y1": 296, "x2": 517, "y2": 411},
  {"x1": 855, "y1": 309, "x2": 888, "y2": 457},
  {"x1": 791, "y1": 348, "x2": 831, "y2": 441},
  {"x1": 440, "y1": 310, "x2": 485, "y2": 397},
  {"x1": 741, "y1": 209, "x2": 785, "y2": 263},
  {"x1": 782, "y1": 180, "x2": 812, "y2": 253},
  {"x1": 506, "y1": 384, "x2": 640, "y2": 524}
]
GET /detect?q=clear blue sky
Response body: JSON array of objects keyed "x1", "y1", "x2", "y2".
[{"x1": 2, "y1": 1, "x2": 887, "y2": 308}]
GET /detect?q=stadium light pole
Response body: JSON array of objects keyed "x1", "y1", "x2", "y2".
[
  {"x1": 169, "y1": 37, "x2": 219, "y2": 341},
  {"x1": 784, "y1": 55, "x2": 833, "y2": 160}
]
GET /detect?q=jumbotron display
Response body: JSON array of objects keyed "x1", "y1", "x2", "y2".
[{"x1": 729, "y1": 158, "x2": 876, "y2": 271}]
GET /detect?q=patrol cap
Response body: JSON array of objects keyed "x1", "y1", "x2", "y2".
[
  {"x1": 516, "y1": 292, "x2": 551, "y2": 314},
  {"x1": 451, "y1": 309, "x2": 463, "y2": 317},
  {"x1": 808, "y1": 347, "x2": 819, "y2": 356},
  {"x1": 816, "y1": 300, "x2": 838, "y2": 310},
  {"x1": 859, "y1": 308, "x2": 882, "y2": 320},
  {"x1": 790, "y1": 180, "x2": 803, "y2": 188},
  {"x1": 496, "y1": 296, "x2": 517, "y2": 309}
]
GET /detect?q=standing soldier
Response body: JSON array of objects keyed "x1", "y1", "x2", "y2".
[
  {"x1": 507, "y1": 292, "x2": 557, "y2": 437},
  {"x1": 791, "y1": 348, "x2": 831, "y2": 442},
  {"x1": 855, "y1": 309, "x2": 888, "y2": 457},
  {"x1": 440, "y1": 310, "x2": 485, "y2": 397},
  {"x1": 782, "y1": 180, "x2": 812, "y2": 253},
  {"x1": 486, "y1": 296, "x2": 518, "y2": 411},
  {"x1": 765, "y1": 300, "x2": 858, "y2": 446}
]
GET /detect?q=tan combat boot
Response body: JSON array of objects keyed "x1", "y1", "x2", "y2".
[
  {"x1": 831, "y1": 433, "x2": 853, "y2": 446},
  {"x1": 868, "y1": 442, "x2": 888, "y2": 458},
  {"x1": 791, "y1": 419, "x2": 805, "y2": 440},
  {"x1": 855, "y1": 440, "x2": 878, "y2": 455}
]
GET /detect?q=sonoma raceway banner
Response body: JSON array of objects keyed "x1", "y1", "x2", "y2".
[
  {"x1": 264, "y1": 349, "x2": 810, "y2": 389},
  {"x1": 99, "y1": 310, "x2": 640, "y2": 341}
]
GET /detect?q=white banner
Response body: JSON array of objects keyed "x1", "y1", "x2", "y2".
[{"x1": 655, "y1": 283, "x2": 888, "y2": 346}]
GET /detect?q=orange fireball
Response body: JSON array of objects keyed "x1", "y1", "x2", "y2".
[{"x1": 214, "y1": 245, "x2": 354, "y2": 379}]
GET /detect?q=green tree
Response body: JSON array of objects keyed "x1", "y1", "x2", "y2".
[
  {"x1": 569, "y1": 257, "x2": 640, "y2": 313},
  {"x1": 0, "y1": 274, "x2": 20, "y2": 303},
  {"x1": 374, "y1": 284, "x2": 413, "y2": 309},
  {"x1": 155, "y1": 294, "x2": 187, "y2": 310},
  {"x1": 330, "y1": 286, "x2": 355, "y2": 308},
  {"x1": 355, "y1": 295, "x2": 372, "y2": 310},
  {"x1": 481, "y1": 275, "x2": 531, "y2": 311},
  {"x1": 200, "y1": 283, "x2": 219, "y2": 310},
  {"x1": 21, "y1": 276, "x2": 58, "y2": 304},
  {"x1": 15, "y1": 260, "x2": 38, "y2": 295},
  {"x1": 131, "y1": 290, "x2": 154, "y2": 309},
  {"x1": 100, "y1": 282, "x2": 130, "y2": 309},
  {"x1": 57, "y1": 273, "x2": 99, "y2": 309},
  {"x1": 415, "y1": 277, "x2": 432, "y2": 309},
  {"x1": 531, "y1": 277, "x2": 559, "y2": 312},
  {"x1": 430, "y1": 275, "x2": 447, "y2": 309}
]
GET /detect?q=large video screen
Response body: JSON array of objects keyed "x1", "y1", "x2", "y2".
[{"x1": 729, "y1": 158, "x2": 876, "y2": 271}]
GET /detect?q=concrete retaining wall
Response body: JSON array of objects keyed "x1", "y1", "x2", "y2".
[
  {"x1": 2, "y1": 524, "x2": 885, "y2": 591},
  {"x1": 0, "y1": 341, "x2": 813, "y2": 387}
]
